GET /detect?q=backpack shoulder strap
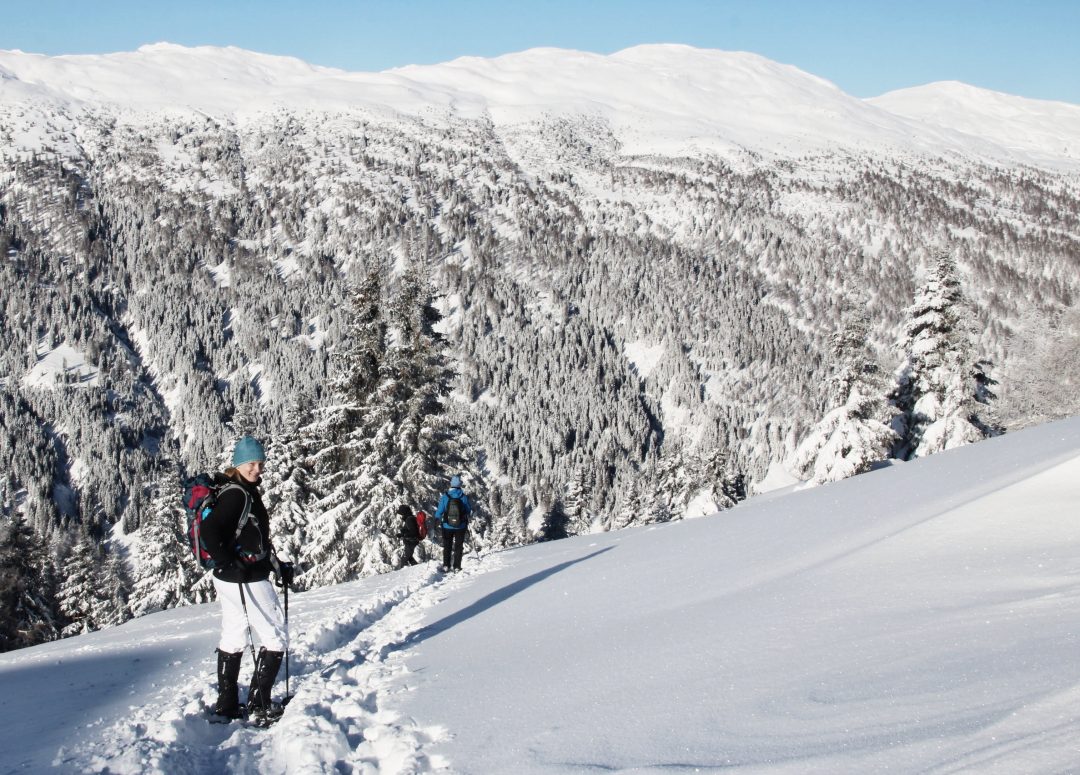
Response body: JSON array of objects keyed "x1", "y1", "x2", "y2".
[{"x1": 219, "y1": 482, "x2": 253, "y2": 541}]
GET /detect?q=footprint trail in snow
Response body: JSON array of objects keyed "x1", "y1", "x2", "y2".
[{"x1": 65, "y1": 557, "x2": 499, "y2": 774}]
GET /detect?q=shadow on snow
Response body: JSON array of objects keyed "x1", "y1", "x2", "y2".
[{"x1": 404, "y1": 546, "x2": 614, "y2": 649}]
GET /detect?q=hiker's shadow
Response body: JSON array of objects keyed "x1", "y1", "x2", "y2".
[{"x1": 403, "y1": 547, "x2": 613, "y2": 650}]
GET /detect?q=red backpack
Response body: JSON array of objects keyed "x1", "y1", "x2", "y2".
[
  {"x1": 416, "y1": 510, "x2": 428, "y2": 540},
  {"x1": 181, "y1": 473, "x2": 252, "y2": 569}
]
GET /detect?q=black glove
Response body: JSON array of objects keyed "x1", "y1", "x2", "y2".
[
  {"x1": 279, "y1": 561, "x2": 295, "y2": 588},
  {"x1": 271, "y1": 556, "x2": 295, "y2": 588}
]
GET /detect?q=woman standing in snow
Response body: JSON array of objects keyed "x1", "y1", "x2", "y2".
[{"x1": 203, "y1": 435, "x2": 294, "y2": 722}]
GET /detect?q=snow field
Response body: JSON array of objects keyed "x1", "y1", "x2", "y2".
[
  {"x1": 22, "y1": 339, "x2": 99, "y2": 388},
  {"x1": 387, "y1": 420, "x2": 1080, "y2": 773},
  {"x1": 5, "y1": 418, "x2": 1080, "y2": 773}
]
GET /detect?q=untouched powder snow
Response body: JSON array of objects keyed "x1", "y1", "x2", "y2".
[{"x1": 3, "y1": 417, "x2": 1080, "y2": 773}]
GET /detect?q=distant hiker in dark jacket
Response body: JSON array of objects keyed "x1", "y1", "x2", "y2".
[
  {"x1": 398, "y1": 503, "x2": 421, "y2": 567},
  {"x1": 435, "y1": 475, "x2": 472, "y2": 572},
  {"x1": 203, "y1": 435, "x2": 295, "y2": 722}
]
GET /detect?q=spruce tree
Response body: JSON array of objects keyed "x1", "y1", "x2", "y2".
[
  {"x1": 609, "y1": 483, "x2": 641, "y2": 531},
  {"x1": 652, "y1": 443, "x2": 696, "y2": 520},
  {"x1": 263, "y1": 397, "x2": 313, "y2": 574},
  {"x1": 893, "y1": 252, "x2": 995, "y2": 459},
  {"x1": 564, "y1": 467, "x2": 595, "y2": 535},
  {"x1": 303, "y1": 271, "x2": 388, "y2": 586},
  {"x1": 486, "y1": 486, "x2": 530, "y2": 550},
  {"x1": 792, "y1": 312, "x2": 897, "y2": 484},
  {"x1": 99, "y1": 550, "x2": 130, "y2": 627},
  {"x1": 57, "y1": 532, "x2": 112, "y2": 636},
  {"x1": 536, "y1": 497, "x2": 569, "y2": 542},
  {"x1": 304, "y1": 265, "x2": 484, "y2": 584},
  {"x1": 130, "y1": 473, "x2": 205, "y2": 616},
  {"x1": 700, "y1": 447, "x2": 743, "y2": 510},
  {"x1": 379, "y1": 266, "x2": 471, "y2": 508},
  {"x1": 0, "y1": 515, "x2": 59, "y2": 652}
]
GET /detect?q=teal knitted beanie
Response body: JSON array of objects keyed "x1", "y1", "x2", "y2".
[{"x1": 232, "y1": 435, "x2": 266, "y2": 466}]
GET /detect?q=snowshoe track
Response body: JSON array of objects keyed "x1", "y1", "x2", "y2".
[{"x1": 63, "y1": 556, "x2": 497, "y2": 774}]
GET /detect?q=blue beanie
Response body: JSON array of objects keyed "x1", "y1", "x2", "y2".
[
  {"x1": 232, "y1": 435, "x2": 266, "y2": 466},
  {"x1": 450, "y1": 475, "x2": 462, "y2": 488}
]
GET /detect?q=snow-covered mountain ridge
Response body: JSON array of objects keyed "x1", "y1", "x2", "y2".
[
  {"x1": 870, "y1": 80, "x2": 1080, "y2": 168},
  {"x1": 1, "y1": 43, "x2": 1079, "y2": 169}
]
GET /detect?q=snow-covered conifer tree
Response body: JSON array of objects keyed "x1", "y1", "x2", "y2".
[
  {"x1": 892, "y1": 252, "x2": 996, "y2": 459},
  {"x1": 263, "y1": 397, "x2": 313, "y2": 570},
  {"x1": 380, "y1": 266, "x2": 476, "y2": 511},
  {"x1": 130, "y1": 473, "x2": 206, "y2": 616},
  {"x1": 303, "y1": 271, "x2": 387, "y2": 586},
  {"x1": 486, "y1": 486, "x2": 530, "y2": 550},
  {"x1": 609, "y1": 483, "x2": 642, "y2": 531},
  {"x1": 305, "y1": 265, "x2": 483, "y2": 584},
  {"x1": 792, "y1": 311, "x2": 897, "y2": 484},
  {"x1": 564, "y1": 467, "x2": 595, "y2": 535},
  {"x1": 536, "y1": 497, "x2": 569, "y2": 541},
  {"x1": 98, "y1": 550, "x2": 130, "y2": 628},
  {"x1": 700, "y1": 447, "x2": 743, "y2": 510},
  {"x1": 652, "y1": 443, "x2": 697, "y2": 519},
  {"x1": 0, "y1": 515, "x2": 59, "y2": 651},
  {"x1": 57, "y1": 532, "x2": 113, "y2": 636}
]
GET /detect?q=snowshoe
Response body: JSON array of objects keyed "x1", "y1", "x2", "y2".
[
  {"x1": 248, "y1": 701, "x2": 285, "y2": 727},
  {"x1": 246, "y1": 695, "x2": 290, "y2": 727},
  {"x1": 207, "y1": 706, "x2": 246, "y2": 724}
]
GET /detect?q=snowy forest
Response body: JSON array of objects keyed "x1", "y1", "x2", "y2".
[{"x1": 1, "y1": 49, "x2": 1079, "y2": 653}]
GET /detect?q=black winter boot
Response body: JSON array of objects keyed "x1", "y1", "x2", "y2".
[
  {"x1": 214, "y1": 649, "x2": 244, "y2": 719},
  {"x1": 246, "y1": 647, "x2": 285, "y2": 723}
]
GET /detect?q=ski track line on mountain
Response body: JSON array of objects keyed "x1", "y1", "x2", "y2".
[{"x1": 60, "y1": 556, "x2": 500, "y2": 774}]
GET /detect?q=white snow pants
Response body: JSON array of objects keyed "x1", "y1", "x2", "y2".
[{"x1": 213, "y1": 577, "x2": 287, "y2": 654}]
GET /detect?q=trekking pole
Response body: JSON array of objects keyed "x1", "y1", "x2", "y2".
[
  {"x1": 283, "y1": 582, "x2": 290, "y2": 700},
  {"x1": 237, "y1": 583, "x2": 259, "y2": 665}
]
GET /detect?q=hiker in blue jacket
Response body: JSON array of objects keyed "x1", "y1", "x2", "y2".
[
  {"x1": 202, "y1": 435, "x2": 294, "y2": 723},
  {"x1": 434, "y1": 475, "x2": 472, "y2": 572}
]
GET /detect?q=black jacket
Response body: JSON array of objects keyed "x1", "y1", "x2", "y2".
[
  {"x1": 202, "y1": 475, "x2": 274, "y2": 584},
  {"x1": 399, "y1": 511, "x2": 420, "y2": 543}
]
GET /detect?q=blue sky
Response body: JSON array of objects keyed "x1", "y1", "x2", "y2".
[{"x1": 3, "y1": 0, "x2": 1078, "y2": 103}]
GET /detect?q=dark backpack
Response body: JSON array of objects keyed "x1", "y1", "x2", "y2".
[
  {"x1": 182, "y1": 473, "x2": 251, "y2": 569},
  {"x1": 444, "y1": 495, "x2": 464, "y2": 528}
]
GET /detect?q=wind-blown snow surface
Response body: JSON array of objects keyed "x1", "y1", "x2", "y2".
[
  {"x1": 3, "y1": 418, "x2": 1080, "y2": 773},
  {"x1": 1, "y1": 43, "x2": 1078, "y2": 170}
]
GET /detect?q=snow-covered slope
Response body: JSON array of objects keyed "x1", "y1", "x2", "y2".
[
  {"x1": 3, "y1": 416, "x2": 1080, "y2": 773},
  {"x1": 870, "y1": 80, "x2": 1080, "y2": 167},
  {"x1": 1, "y1": 43, "x2": 1077, "y2": 169}
]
